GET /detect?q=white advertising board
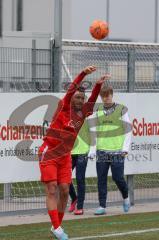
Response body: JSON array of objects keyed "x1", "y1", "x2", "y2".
[{"x1": 0, "y1": 93, "x2": 159, "y2": 183}]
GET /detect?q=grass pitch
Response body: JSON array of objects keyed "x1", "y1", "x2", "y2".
[{"x1": 0, "y1": 212, "x2": 159, "y2": 240}]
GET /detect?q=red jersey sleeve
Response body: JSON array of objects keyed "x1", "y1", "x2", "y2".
[
  {"x1": 63, "y1": 71, "x2": 87, "y2": 107},
  {"x1": 83, "y1": 82, "x2": 102, "y2": 117}
]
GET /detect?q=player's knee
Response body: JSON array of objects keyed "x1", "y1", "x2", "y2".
[
  {"x1": 59, "y1": 184, "x2": 69, "y2": 198},
  {"x1": 62, "y1": 187, "x2": 69, "y2": 197},
  {"x1": 46, "y1": 182, "x2": 57, "y2": 197}
]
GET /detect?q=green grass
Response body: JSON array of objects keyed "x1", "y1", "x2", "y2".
[{"x1": 0, "y1": 212, "x2": 159, "y2": 239}]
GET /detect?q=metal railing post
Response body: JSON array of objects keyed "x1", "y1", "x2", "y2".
[
  {"x1": 127, "y1": 175, "x2": 134, "y2": 206},
  {"x1": 4, "y1": 183, "x2": 11, "y2": 202},
  {"x1": 127, "y1": 48, "x2": 135, "y2": 92},
  {"x1": 52, "y1": 0, "x2": 62, "y2": 92},
  {"x1": 32, "y1": 39, "x2": 37, "y2": 90},
  {"x1": 127, "y1": 48, "x2": 135, "y2": 205}
]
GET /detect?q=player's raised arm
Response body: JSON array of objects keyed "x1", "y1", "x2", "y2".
[
  {"x1": 91, "y1": 74, "x2": 111, "y2": 101},
  {"x1": 83, "y1": 74, "x2": 111, "y2": 117},
  {"x1": 89, "y1": 74, "x2": 111, "y2": 102},
  {"x1": 63, "y1": 66, "x2": 96, "y2": 105}
]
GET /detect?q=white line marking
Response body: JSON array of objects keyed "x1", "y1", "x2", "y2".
[{"x1": 70, "y1": 228, "x2": 159, "y2": 240}]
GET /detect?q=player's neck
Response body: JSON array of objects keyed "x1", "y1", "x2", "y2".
[{"x1": 104, "y1": 102, "x2": 115, "y2": 108}]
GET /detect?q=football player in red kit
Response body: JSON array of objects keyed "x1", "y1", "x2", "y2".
[{"x1": 38, "y1": 66, "x2": 110, "y2": 240}]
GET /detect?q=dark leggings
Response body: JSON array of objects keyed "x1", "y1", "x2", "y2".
[{"x1": 69, "y1": 154, "x2": 88, "y2": 209}]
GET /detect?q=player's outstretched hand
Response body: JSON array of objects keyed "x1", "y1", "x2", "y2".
[
  {"x1": 83, "y1": 66, "x2": 96, "y2": 74},
  {"x1": 96, "y1": 73, "x2": 111, "y2": 84}
]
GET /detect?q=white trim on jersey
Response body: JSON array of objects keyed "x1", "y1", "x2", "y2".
[{"x1": 41, "y1": 145, "x2": 48, "y2": 162}]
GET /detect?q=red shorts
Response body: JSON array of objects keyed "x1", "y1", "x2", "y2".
[{"x1": 38, "y1": 142, "x2": 72, "y2": 184}]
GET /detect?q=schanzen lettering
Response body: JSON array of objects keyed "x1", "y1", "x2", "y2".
[
  {"x1": 0, "y1": 120, "x2": 44, "y2": 141},
  {"x1": 133, "y1": 118, "x2": 159, "y2": 136}
]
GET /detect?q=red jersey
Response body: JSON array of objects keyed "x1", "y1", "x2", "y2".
[{"x1": 43, "y1": 71, "x2": 102, "y2": 160}]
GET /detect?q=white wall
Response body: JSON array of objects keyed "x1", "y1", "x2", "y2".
[
  {"x1": 70, "y1": 0, "x2": 107, "y2": 40},
  {"x1": 62, "y1": 0, "x2": 72, "y2": 38},
  {"x1": 110, "y1": 0, "x2": 156, "y2": 42},
  {"x1": 23, "y1": 0, "x2": 53, "y2": 33},
  {"x1": 2, "y1": 0, "x2": 13, "y2": 31},
  {"x1": 0, "y1": 32, "x2": 52, "y2": 48},
  {"x1": 69, "y1": 0, "x2": 158, "y2": 42},
  {"x1": 1, "y1": 0, "x2": 159, "y2": 43},
  {"x1": 1, "y1": 0, "x2": 72, "y2": 46}
]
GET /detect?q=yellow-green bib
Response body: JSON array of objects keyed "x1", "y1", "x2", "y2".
[
  {"x1": 96, "y1": 104, "x2": 125, "y2": 151},
  {"x1": 72, "y1": 120, "x2": 90, "y2": 155}
]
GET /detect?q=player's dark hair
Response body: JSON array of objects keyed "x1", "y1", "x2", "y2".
[{"x1": 76, "y1": 86, "x2": 85, "y2": 93}]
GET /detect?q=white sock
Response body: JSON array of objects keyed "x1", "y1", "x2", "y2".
[
  {"x1": 124, "y1": 197, "x2": 130, "y2": 204},
  {"x1": 54, "y1": 226, "x2": 63, "y2": 236},
  {"x1": 99, "y1": 206, "x2": 106, "y2": 210}
]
